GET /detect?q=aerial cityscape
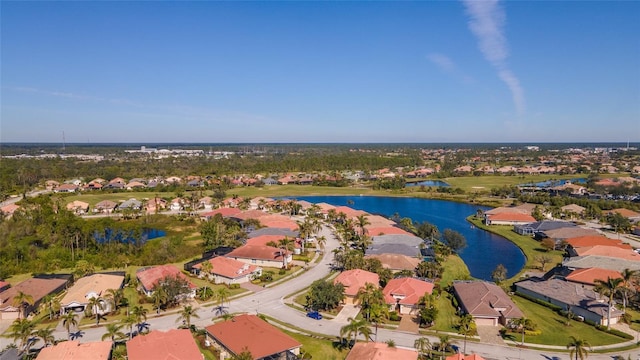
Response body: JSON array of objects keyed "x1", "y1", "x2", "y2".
[{"x1": 1, "y1": 1, "x2": 640, "y2": 360}]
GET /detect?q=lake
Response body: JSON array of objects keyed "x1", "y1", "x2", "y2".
[
  {"x1": 93, "y1": 228, "x2": 166, "y2": 245},
  {"x1": 405, "y1": 180, "x2": 450, "y2": 187},
  {"x1": 291, "y1": 196, "x2": 525, "y2": 281}
]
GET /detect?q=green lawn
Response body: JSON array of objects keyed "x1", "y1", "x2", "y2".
[
  {"x1": 444, "y1": 174, "x2": 588, "y2": 193},
  {"x1": 467, "y1": 217, "x2": 564, "y2": 284},
  {"x1": 511, "y1": 295, "x2": 625, "y2": 346},
  {"x1": 64, "y1": 192, "x2": 178, "y2": 206},
  {"x1": 284, "y1": 330, "x2": 349, "y2": 360},
  {"x1": 432, "y1": 255, "x2": 471, "y2": 332}
]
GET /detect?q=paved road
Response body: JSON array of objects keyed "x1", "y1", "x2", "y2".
[{"x1": 3, "y1": 224, "x2": 640, "y2": 359}]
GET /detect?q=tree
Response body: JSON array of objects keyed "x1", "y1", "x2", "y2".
[
  {"x1": 131, "y1": 305, "x2": 148, "y2": 333},
  {"x1": 619, "y1": 268, "x2": 637, "y2": 312},
  {"x1": 355, "y1": 214, "x2": 370, "y2": 237},
  {"x1": 151, "y1": 286, "x2": 168, "y2": 314},
  {"x1": 510, "y1": 317, "x2": 535, "y2": 346},
  {"x1": 153, "y1": 275, "x2": 192, "y2": 308},
  {"x1": 355, "y1": 283, "x2": 384, "y2": 321},
  {"x1": 11, "y1": 291, "x2": 34, "y2": 319},
  {"x1": 541, "y1": 238, "x2": 556, "y2": 251},
  {"x1": 215, "y1": 287, "x2": 231, "y2": 315},
  {"x1": 39, "y1": 294, "x2": 60, "y2": 321},
  {"x1": 232, "y1": 348, "x2": 254, "y2": 360},
  {"x1": 177, "y1": 305, "x2": 200, "y2": 330},
  {"x1": 416, "y1": 261, "x2": 443, "y2": 279},
  {"x1": 316, "y1": 235, "x2": 327, "y2": 251},
  {"x1": 307, "y1": 280, "x2": 345, "y2": 311},
  {"x1": 491, "y1": 264, "x2": 507, "y2": 284},
  {"x1": 105, "y1": 288, "x2": 125, "y2": 313},
  {"x1": 368, "y1": 303, "x2": 389, "y2": 342},
  {"x1": 35, "y1": 327, "x2": 55, "y2": 347},
  {"x1": 458, "y1": 314, "x2": 476, "y2": 354},
  {"x1": 567, "y1": 336, "x2": 591, "y2": 360},
  {"x1": 415, "y1": 221, "x2": 440, "y2": 242},
  {"x1": 442, "y1": 229, "x2": 466, "y2": 253},
  {"x1": 414, "y1": 337, "x2": 432, "y2": 359},
  {"x1": 340, "y1": 317, "x2": 372, "y2": 347},
  {"x1": 87, "y1": 296, "x2": 106, "y2": 326},
  {"x1": 535, "y1": 255, "x2": 553, "y2": 271},
  {"x1": 436, "y1": 335, "x2": 454, "y2": 359},
  {"x1": 6, "y1": 318, "x2": 36, "y2": 353},
  {"x1": 278, "y1": 237, "x2": 294, "y2": 268},
  {"x1": 61, "y1": 311, "x2": 78, "y2": 340},
  {"x1": 102, "y1": 323, "x2": 126, "y2": 342},
  {"x1": 594, "y1": 276, "x2": 624, "y2": 329}
]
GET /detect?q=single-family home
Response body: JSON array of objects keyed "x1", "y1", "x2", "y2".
[
  {"x1": 334, "y1": 269, "x2": 380, "y2": 305},
  {"x1": 345, "y1": 342, "x2": 418, "y2": 360},
  {"x1": 170, "y1": 198, "x2": 184, "y2": 211},
  {"x1": 485, "y1": 212, "x2": 537, "y2": 226},
  {"x1": 564, "y1": 267, "x2": 622, "y2": 286},
  {"x1": 452, "y1": 280, "x2": 523, "y2": 326},
  {"x1": 54, "y1": 183, "x2": 78, "y2": 193},
  {"x1": 198, "y1": 196, "x2": 214, "y2": 210},
  {"x1": 383, "y1": 277, "x2": 434, "y2": 315},
  {"x1": 0, "y1": 275, "x2": 71, "y2": 320},
  {"x1": 605, "y1": 208, "x2": 640, "y2": 223},
  {"x1": 200, "y1": 207, "x2": 242, "y2": 221},
  {"x1": 126, "y1": 329, "x2": 202, "y2": 360},
  {"x1": 0, "y1": 204, "x2": 20, "y2": 218},
  {"x1": 513, "y1": 220, "x2": 576, "y2": 236},
  {"x1": 60, "y1": 273, "x2": 125, "y2": 314},
  {"x1": 36, "y1": 340, "x2": 113, "y2": 360},
  {"x1": 364, "y1": 254, "x2": 421, "y2": 273},
  {"x1": 94, "y1": 200, "x2": 118, "y2": 214},
  {"x1": 66, "y1": 200, "x2": 90, "y2": 215},
  {"x1": 193, "y1": 256, "x2": 262, "y2": 285},
  {"x1": 225, "y1": 245, "x2": 292, "y2": 269},
  {"x1": 146, "y1": 197, "x2": 167, "y2": 214},
  {"x1": 136, "y1": 265, "x2": 196, "y2": 298},
  {"x1": 561, "y1": 204, "x2": 586, "y2": 219},
  {"x1": 205, "y1": 314, "x2": 301, "y2": 360},
  {"x1": 118, "y1": 198, "x2": 142, "y2": 211},
  {"x1": 126, "y1": 181, "x2": 146, "y2": 190},
  {"x1": 514, "y1": 277, "x2": 624, "y2": 326}
]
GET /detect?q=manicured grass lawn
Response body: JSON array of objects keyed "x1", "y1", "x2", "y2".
[
  {"x1": 440, "y1": 255, "x2": 472, "y2": 287},
  {"x1": 64, "y1": 192, "x2": 177, "y2": 206},
  {"x1": 444, "y1": 174, "x2": 587, "y2": 193},
  {"x1": 467, "y1": 217, "x2": 564, "y2": 284},
  {"x1": 284, "y1": 330, "x2": 349, "y2": 360},
  {"x1": 511, "y1": 295, "x2": 625, "y2": 346},
  {"x1": 432, "y1": 255, "x2": 471, "y2": 332}
]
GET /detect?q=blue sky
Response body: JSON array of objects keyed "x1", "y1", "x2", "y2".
[{"x1": 2, "y1": 1, "x2": 639, "y2": 143}]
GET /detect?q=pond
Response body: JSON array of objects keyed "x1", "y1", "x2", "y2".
[
  {"x1": 405, "y1": 180, "x2": 450, "y2": 187},
  {"x1": 93, "y1": 228, "x2": 166, "y2": 245},
  {"x1": 291, "y1": 196, "x2": 525, "y2": 281}
]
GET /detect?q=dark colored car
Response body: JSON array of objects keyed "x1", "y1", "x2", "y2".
[{"x1": 306, "y1": 311, "x2": 322, "y2": 320}]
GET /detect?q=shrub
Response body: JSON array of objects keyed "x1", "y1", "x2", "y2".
[
  {"x1": 389, "y1": 311, "x2": 401, "y2": 322},
  {"x1": 278, "y1": 269, "x2": 287, "y2": 275},
  {"x1": 595, "y1": 325, "x2": 633, "y2": 340},
  {"x1": 228, "y1": 284, "x2": 240, "y2": 290}
]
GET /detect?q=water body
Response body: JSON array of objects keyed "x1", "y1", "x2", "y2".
[
  {"x1": 520, "y1": 178, "x2": 587, "y2": 188},
  {"x1": 292, "y1": 196, "x2": 525, "y2": 281},
  {"x1": 94, "y1": 228, "x2": 166, "y2": 245},
  {"x1": 405, "y1": 180, "x2": 450, "y2": 187}
]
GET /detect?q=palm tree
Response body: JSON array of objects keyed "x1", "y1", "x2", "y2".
[
  {"x1": 355, "y1": 283, "x2": 384, "y2": 321},
  {"x1": 594, "y1": 276, "x2": 624, "y2": 329},
  {"x1": 200, "y1": 260, "x2": 214, "y2": 282},
  {"x1": 414, "y1": 337, "x2": 432, "y2": 359},
  {"x1": 340, "y1": 317, "x2": 372, "y2": 347},
  {"x1": 567, "y1": 336, "x2": 591, "y2": 360},
  {"x1": 151, "y1": 287, "x2": 167, "y2": 314},
  {"x1": 105, "y1": 288, "x2": 124, "y2": 313},
  {"x1": 39, "y1": 294, "x2": 61, "y2": 321},
  {"x1": 511, "y1": 317, "x2": 534, "y2": 346},
  {"x1": 458, "y1": 314, "x2": 476, "y2": 354},
  {"x1": 61, "y1": 311, "x2": 78, "y2": 340},
  {"x1": 87, "y1": 296, "x2": 105, "y2": 326},
  {"x1": 35, "y1": 327, "x2": 55, "y2": 347},
  {"x1": 368, "y1": 303, "x2": 388, "y2": 342},
  {"x1": 12, "y1": 291, "x2": 34, "y2": 319},
  {"x1": 214, "y1": 287, "x2": 231, "y2": 316},
  {"x1": 7, "y1": 318, "x2": 36, "y2": 352},
  {"x1": 131, "y1": 305, "x2": 148, "y2": 333},
  {"x1": 619, "y1": 268, "x2": 637, "y2": 312},
  {"x1": 101, "y1": 323, "x2": 126, "y2": 342},
  {"x1": 121, "y1": 314, "x2": 137, "y2": 340},
  {"x1": 437, "y1": 335, "x2": 454, "y2": 359},
  {"x1": 316, "y1": 235, "x2": 327, "y2": 251},
  {"x1": 278, "y1": 237, "x2": 294, "y2": 268},
  {"x1": 177, "y1": 305, "x2": 200, "y2": 330},
  {"x1": 355, "y1": 214, "x2": 370, "y2": 236}
]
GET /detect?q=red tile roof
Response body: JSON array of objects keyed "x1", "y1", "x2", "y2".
[
  {"x1": 205, "y1": 315, "x2": 301, "y2": 359},
  {"x1": 366, "y1": 226, "x2": 412, "y2": 236},
  {"x1": 226, "y1": 245, "x2": 289, "y2": 262},
  {"x1": 572, "y1": 245, "x2": 640, "y2": 260},
  {"x1": 194, "y1": 257, "x2": 260, "y2": 279},
  {"x1": 383, "y1": 278, "x2": 434, "y2": 306},
  {"x1": 345, "y1": 342, "x2": 418, "y2": 360},
  {"x1": 487, "y1": 212, "x2": 536, "y2": 222},
  {"x1": 0, "y1": 277, "x2": 68, "y2": 311},
  {"x1": 136, "y1": 265, "x2": 196, "y2": 292},
  {"x1": 126, "y1": 329, "x2": 202, "y2": 360},
  {"x1": 36, "y1": 340, "x2": 112, "y2": 360},
  {"x1": 233, "y1": 209, "x2": 269, "y2": 220},
  {"x1": 566, "y1": 236, "x2": 626, "y2": 248},
  {"x1": 201, "y1": 207, "x2": 242, "y2": 218},
  {"x1": 565, "y1": 267, "x2": 623, "y2": 286},
  {"x1": 334, "y1": 269, "x2": 380, "y2": 296}
]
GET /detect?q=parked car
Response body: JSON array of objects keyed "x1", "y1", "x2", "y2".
[{"x1": 306, "y1": 311, "x2": 322, "y2": 320}]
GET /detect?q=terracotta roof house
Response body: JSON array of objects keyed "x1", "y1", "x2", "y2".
[
  {"x1": 45, "y1": 180, "x2": 60, "y2": 190},
  {"x1": 570, "y1": 245, "x2": 640, "y2": 261},
  {"x1": 452, "y1": 281, "x2": 523, "y2": 326},
  {"x1": 334, "y1": 269, "x2": 380, "y2": 304},
  {"x1": 54, "y1": 183, "x2": 78, "y2": 193},
  {"x1": 60, "y1": 273, "x2": 124, "y2": 314},
  {"x1": 232, "y1": 209, "x2": 269, "y2": 221},
  {"x1": 94, "y1": 200, "x2": 117, "y2": 214},
  {"x1": 200, "y1": 207, "x2": 242, "y2": 220},
  {"x1": 66, "y1": 200, "x2": 90, "y2": 215},
  {"x1": 126, "y1": 181, "x2": 146, "y2": 190},
  {"x1": 36, "y1": 340, "x2": 112, "y2": 360},
  {"x1": 246, "y1": 235, "x2": 289, "y2": 247},
  {"x1": 383, "y1": 277, "x2": 434, "y2": 315},
  {"x1": 136, "y1": 265, "x2": 196, "y2": 297},
  {"x1": 193, "y1": 256, "x2": 262, "y2": 285},
  {"x1": 146, "y1": 197, "x2": 167, "y2": 214},
  {"x1": 170, "y1": 198, "x2": 184, "y2": 211},
  {"x1": 565, "y1": 235, "x2": 626, "y2": 248},
  {"x1": 541, "y1": 227, "x2": 601, "y2": 244},
  {"x1": 334, "y1": 206, "x2": 368, "y2": 219},
  {"x1": 259, "y1": 215, "x2": 299, "y2": 231},
  {"x1": 606, "y1": 208, "x2": 640, "y2": 222},
  {"x1": 366, "y1": 226, "x2": 412, "y2": 236},
  {"x1": 0, "y1": 276, "x2": 70, "y2": 320},
  {"x1": 108, "y1": 177, "x2": 126, "y2": 185},
  {"x1": 205, "y1": 314, "x2": 301, "y2": 360},
  {"x1": 345, "y1": 342, "x2": 418, "y2": 360},
  {"x1": 198, "y1": 196, "x2": 214, "y2": 210},
  {"x1": 515, "y1": 278, "x2": 624, "y2": 326},
  {"x1": 225, "y1": 245, "x2": 292, "y2": 268},
  {"x1": 127, "y1": 329, "x2": 202, "y2": 360},
  {"x1": 446, "y1": 354, "x2": 486, "y2": 360},
  {"x1": 0, "y1": 204, "x2": 20, "y2": 218},
  {"x1": 561, "y1": 204, "x2": 586, "y2": 218},
  {"x1": 485, "y1": 212, "x2": 536, "y2": 226},
  {"x1": 365, "y1": 254, "x2": 421, "y2": 272},
  {"x1": 565, "y1": 267, "x2": 622, "y2": 286}
]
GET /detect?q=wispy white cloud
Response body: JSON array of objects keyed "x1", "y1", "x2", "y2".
[
  {"x1": 462, "y1": 0, "x2": 525, "y2": 116},
  {"x1": 11, "y1": 86, "x2": 143, "y2": 107},
  {"x1": 426, "y1": 52, "x2": 473, "y2": 84}
]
